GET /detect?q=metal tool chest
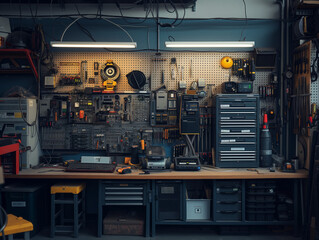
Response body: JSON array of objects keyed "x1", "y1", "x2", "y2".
[
  {"x1": 216, "y1": 94, "x2": 260, "y2": 167},
  {"x1": 98, "y1": 180, "x2": 150, "y2": 237}
]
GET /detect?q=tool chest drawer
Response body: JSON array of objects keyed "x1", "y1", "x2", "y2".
[
  {"x1": 216, "y1": 201, "x2": 241, "y2": 211},
  {"x1": 219, "y1": 145, "x2": 257, "y2": 152},
  {"x1": 215, "y1": 210, "x2": 242, "y2": 221},
  {"x1": 218, "y1": 146, "x2": 257, "y2": 162},
  {"x1": 215, "y1": 180, "x2": 241, "y2": 188},
  {"x1": 102, "y1": 181, "x2": 147, "y2": 206},
  {"x1": 215, "y1": 181, "x2": 242, "y2": 202},
  {"x1": 218, "y1": 137, "x2": 257, "y2": 145},
  {"x1": 219, "y1": 112, "x2": 257, "y2": 120},
  {"x1": 219, "y1": 99, "x2": 257, "y2": 107},
  {"x1": 219, "y1": 127, "x2": 257, "y2": 135}
]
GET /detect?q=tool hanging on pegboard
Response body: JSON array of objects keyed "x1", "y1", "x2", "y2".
[
  {"x1": 311, "y1": 39, "x2": 319, "y2": 82},
  {"x1": 232, "y1": 58, "x2": 255, "y2": 81},
  {"x1": 292, "y1": 41, "x2": 311, "y2": 136},
  {"x1": 101, "y1": 60, "x2": 121, "y2": 92}
]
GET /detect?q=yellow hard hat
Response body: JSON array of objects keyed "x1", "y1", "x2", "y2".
[{"x1": 221, "y1": 56, "x2": 233, "y2": 69}]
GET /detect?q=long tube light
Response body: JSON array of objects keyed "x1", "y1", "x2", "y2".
[
  {"x1": 165, "y1": 41, "x2": 255, "y2": 48},
  {"x1": 50, "y1": 41, "x2": 137, "y2": 49}
]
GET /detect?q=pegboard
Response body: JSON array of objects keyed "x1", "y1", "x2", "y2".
[
  {"x1": 53, "y1": 51, "x2": 272, "y2": 106},
  {"x1": 310, "y1": 42, "x2": 319, "y2": 105}
]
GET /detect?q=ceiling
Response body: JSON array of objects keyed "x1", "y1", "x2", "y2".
[{"x1": 0, "y1": 0, "x2": 196, "y2": 4}]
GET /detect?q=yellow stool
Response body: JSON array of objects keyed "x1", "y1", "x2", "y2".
[
  {"x1": 50, "y1": 183, "x2": 86, "y2": 238},
  {"x1": 0, "y1": 214, "x2": 33, "y2": 240}
]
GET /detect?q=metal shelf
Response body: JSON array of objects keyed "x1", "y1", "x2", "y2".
[{"x1": 0, "y1": 49, "x2": 39, "y2": 81}]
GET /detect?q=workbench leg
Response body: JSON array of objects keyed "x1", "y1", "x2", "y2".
[
  {"x1": 8, "y1": 235, "x2": 13, "y2": 240},
  {"x1": 50, "y1": 194, "x2": 55, "y2": 238},
  {"x1": 60, "y1": 194, "x2": 64, "y2": 225},
  {"x1": 97, "y1": 180, "x2": 102, "y2": 238},
  {"x1": 24, "y1": 231, "x2": 30, "y2": 240},
  {"x1": 82, "y1": 189, "x2": 86, "y2": 228},
  {"x1": 294, "y1": 179, "x2": 299, "y2": 237},
  {"x1": 151, "y1": 180, "x2": 156, "y2": 237},
  {"x1": 145, "y1": 181, "x2": 150, "y2": 237},
  {"x1": 74, "y1": 194, "x2": 79, "y2": 238}
]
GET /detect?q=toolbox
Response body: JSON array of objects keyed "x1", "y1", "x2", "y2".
[
  {"x1": 103, "y1": 207, "x2": 144, "y2": 236},
  {"x1": 215, "y1": 94, "x2": 260, "y2": 168}
]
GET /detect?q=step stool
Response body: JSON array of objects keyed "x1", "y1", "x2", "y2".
[
  {"x1": 50, "y1": 183, "x2": 86, "y2": 238},
  {"x1": 0, "y1": 214, "x2": 33, "y2": 240}
]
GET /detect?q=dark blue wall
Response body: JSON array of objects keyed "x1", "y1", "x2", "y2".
[{"x1": 10, "y1": 17, "x2": 280, "y2": 52}]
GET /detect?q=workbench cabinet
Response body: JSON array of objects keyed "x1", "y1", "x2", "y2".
[
  {"x1": 97, "y1": 180, "x2": 150, "y2": 238},
  {"x1": 151, "y1": 179, "x2": 299, "y2": 237}
]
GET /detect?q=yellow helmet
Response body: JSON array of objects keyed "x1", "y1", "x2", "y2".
[{"x1": 221, "y1": 56, "x2": 233, "y2": 69}]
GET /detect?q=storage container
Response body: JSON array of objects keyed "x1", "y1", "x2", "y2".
[{"x1": 186, "y1": 199, "x2": 211, "y2": 220}]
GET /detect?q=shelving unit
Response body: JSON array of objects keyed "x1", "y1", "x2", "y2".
[{"x1": 0, "y1": 49, "x2": 39, "y2": 81}]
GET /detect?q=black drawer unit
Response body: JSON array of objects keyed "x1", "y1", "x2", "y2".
[
  {"x1": 245, "y1": 180, "x2": 276, "y2": 221},
  {"x1": 102, "y1": 181, "x2": 147, "y2": 205},
  {"x1": 214, "y1": 180, "x2": 243, "y2": 222},
  {"x1": 216, "y1": 94, "x2": 260, "y2": 167}
]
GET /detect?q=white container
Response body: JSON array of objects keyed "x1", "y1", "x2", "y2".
[{"x1": 186, "y1": 199, "x2": 211, "y2": 220}]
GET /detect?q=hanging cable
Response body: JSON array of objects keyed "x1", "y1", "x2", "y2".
[
  {"x1": 60, "y1": 17, "x2": 81, "y2": 41},
  {"x1": 101, "y1": 18, "x2": 134, "y2": 42},
  {"x1": 240, "y1": 0, "x2": 248, "y2": 41}
]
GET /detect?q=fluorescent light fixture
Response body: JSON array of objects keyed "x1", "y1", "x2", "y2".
[
  {"x1": 165, "y1": 41, "x2": 255, "y2": 48},
  {"x1": 50, "y1": 41, "x2": 137, "y2": 49}
]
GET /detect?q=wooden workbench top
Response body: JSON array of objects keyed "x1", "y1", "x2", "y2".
[{"x1": 4, "y1": 167, "x2": 309, "y2": 180}]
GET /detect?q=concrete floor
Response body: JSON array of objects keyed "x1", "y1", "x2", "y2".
[{"x1": 32, "y1": 225, "x2": 302, "y2": 240}]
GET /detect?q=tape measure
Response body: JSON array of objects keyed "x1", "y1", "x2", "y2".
[
  {"x1": 100, "y1": 60, "x2": 120, "y2": 81},
  {"x1": 221, "y1": 56, "x2": 233, "y2": 69}
]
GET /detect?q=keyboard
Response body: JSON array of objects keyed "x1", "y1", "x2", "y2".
[{"x1": 66, "y1": 162, "x2": 116, "y2": 173}]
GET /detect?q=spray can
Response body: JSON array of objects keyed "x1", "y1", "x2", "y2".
[{"x1": 260, "y1": 113, "x2": 272, "y2": 167}]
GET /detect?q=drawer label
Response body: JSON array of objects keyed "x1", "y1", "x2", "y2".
[
  {"x1": 221, "y1": 117, "x2": 230, "y2": 120},
  {"x1": 221, "y1": 130, "x2": 230, "y2": 133},
  {"x1": 231, "y1": 148, "x2": 245, "y2": 151},
  {"x1": 241, "y1": 130, "x2": 251, "y2": 133},
  {"x1": 221, "y1": 139, "x2": 236, "y2": 143},
  {"x1": 161, "y1": 186, "x2": 175, "y2": 194},
  {"x1": 220, "y1": 104, "x2": 230, "y2": 108},
  {"x1": 11, "y1": 201, "x2": 26, "y2": 207}
]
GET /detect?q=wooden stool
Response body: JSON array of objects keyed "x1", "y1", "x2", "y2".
[
  {"x1": 0, "y1": 214, "x2": 33, "y2": 240},
  {"x1": 50, "y1": 183, "x2": 86, "y2": 238}
]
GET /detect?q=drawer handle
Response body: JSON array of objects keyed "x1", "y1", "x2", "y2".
[
  {"x1": 229, "y1": 116, "x2": 245, "y2": 119},
  {"x1": 218, "y1": 185, "x2": 239, "y2": 188},
  {"x1": 220, "y1": 210, "x2": 238, "y2": 214},
  {"x1": 219, "y1": 201, "x2": 238, "y2": 204},
  {"x1": 218, "y1": 191, "x2": 238, "y2": 194}
]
